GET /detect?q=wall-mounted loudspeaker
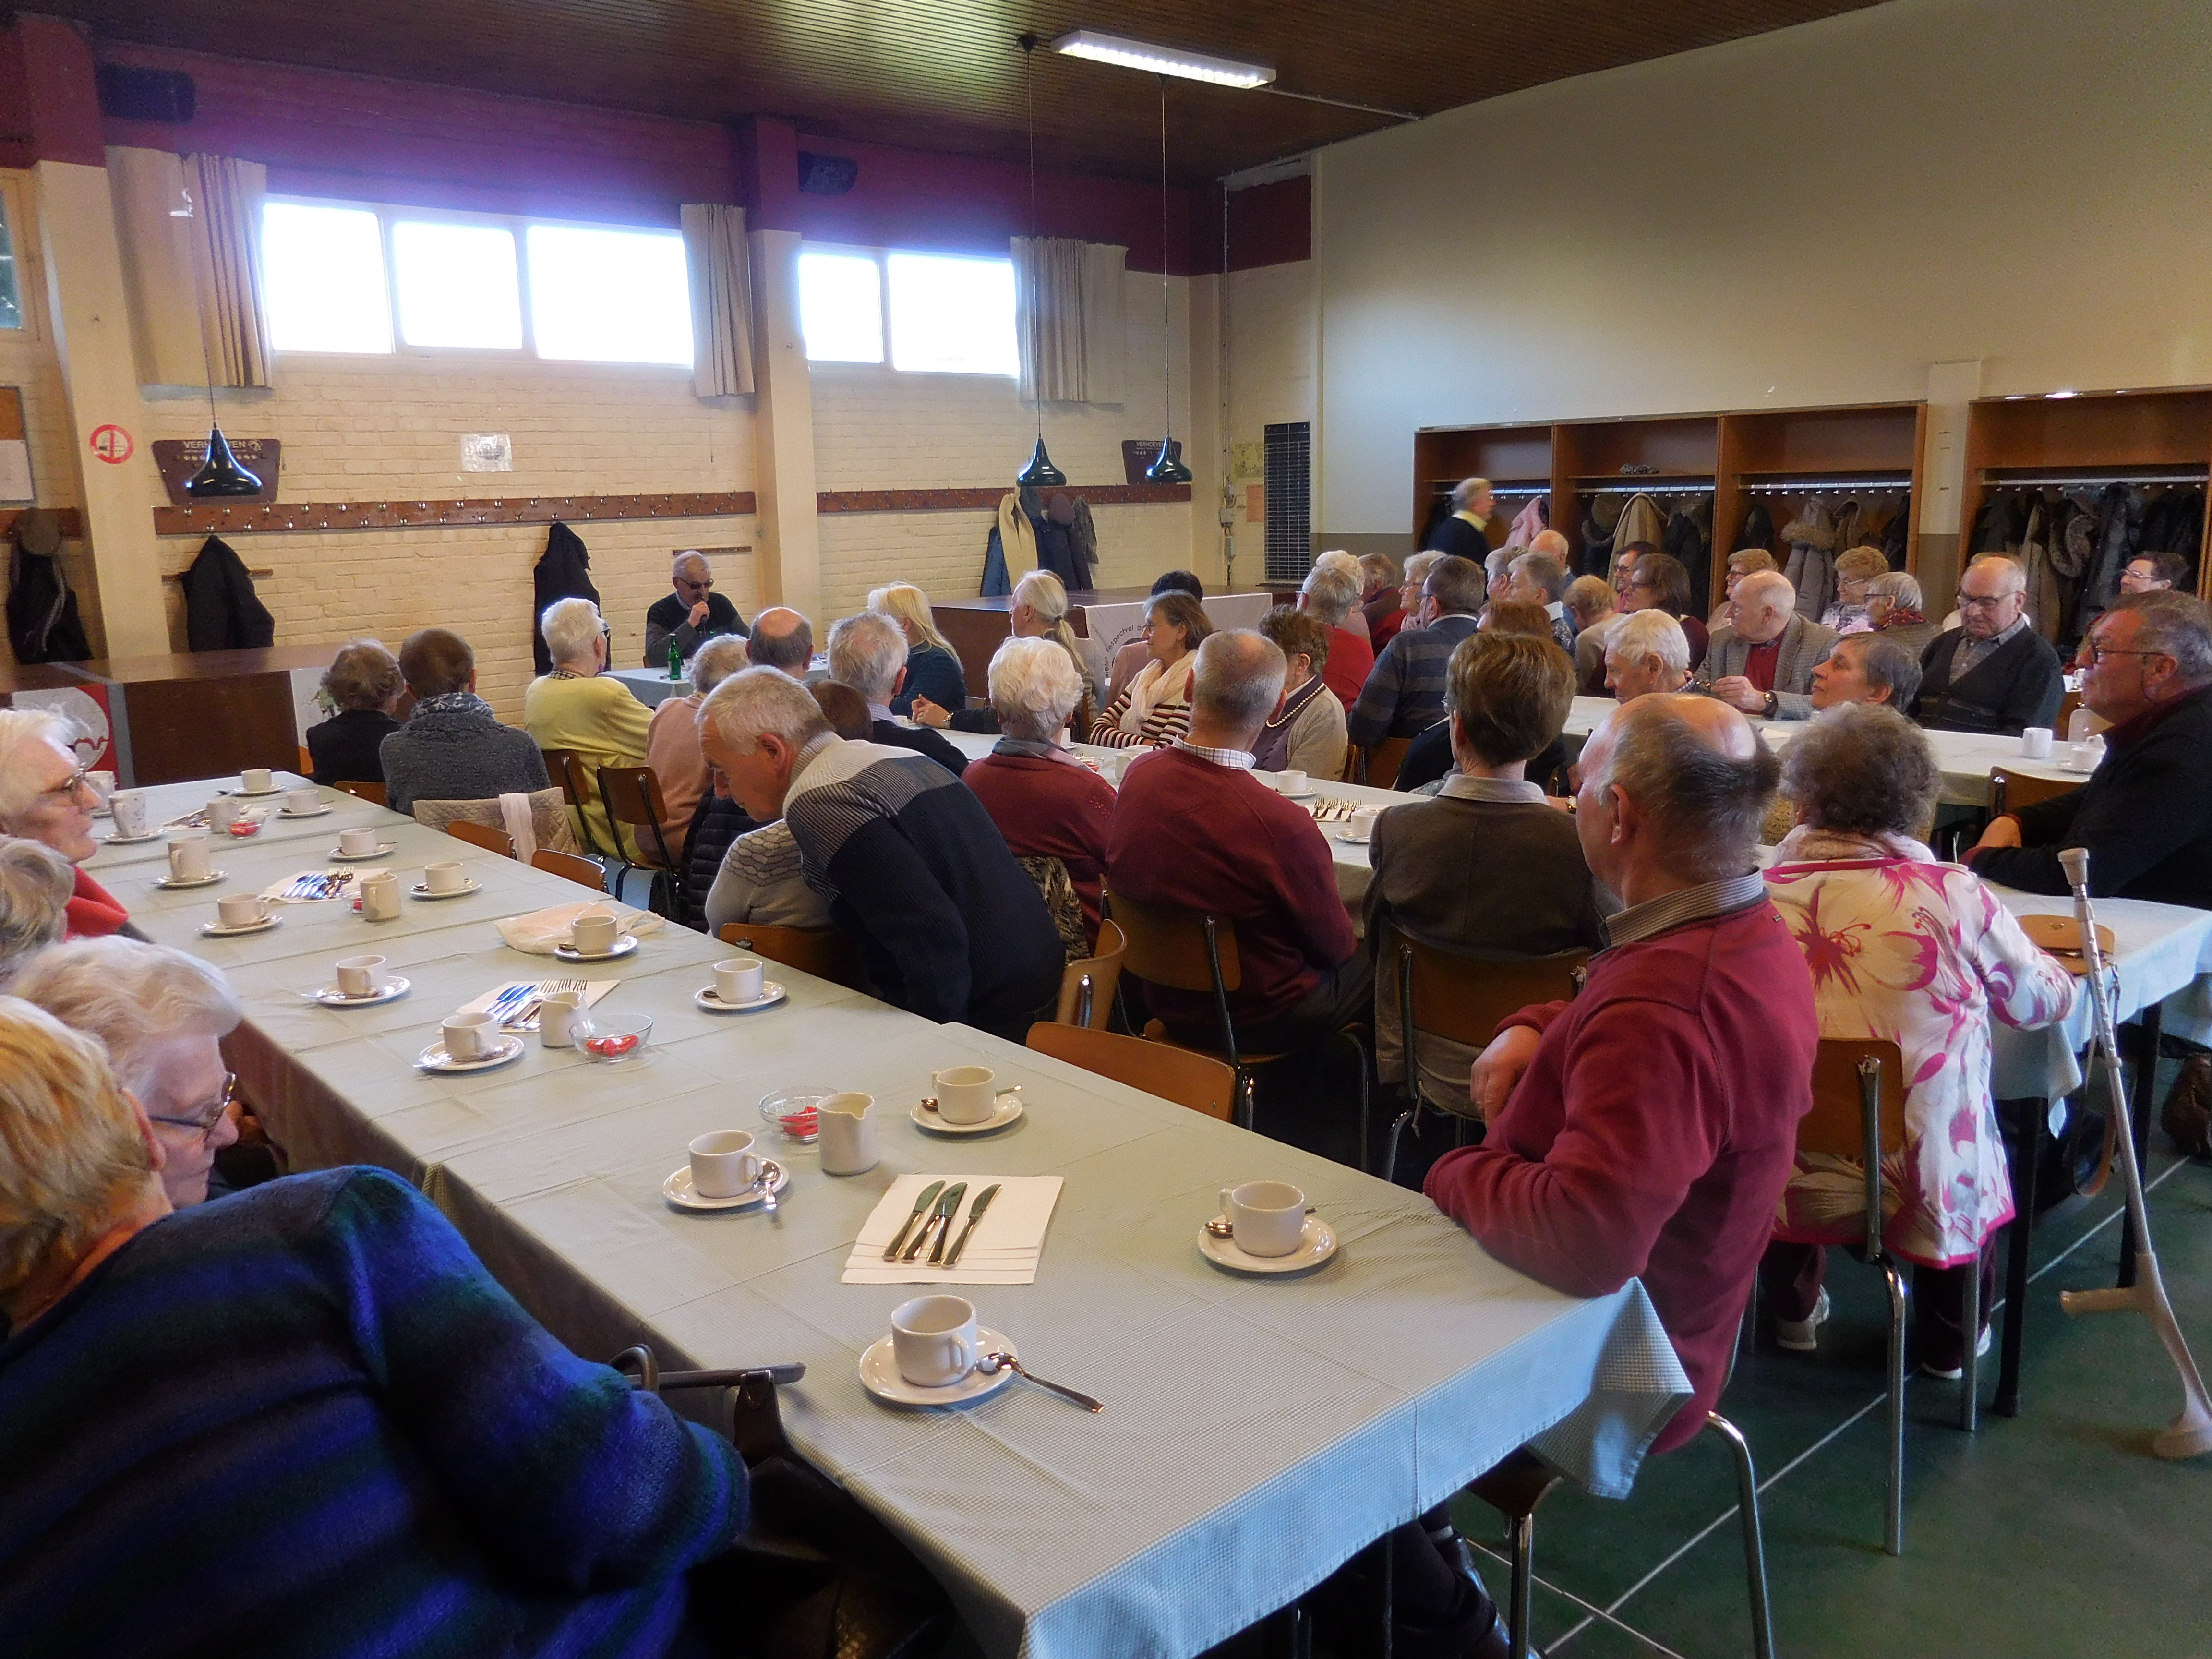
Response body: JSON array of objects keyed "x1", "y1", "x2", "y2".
[
  {"x1": 797, "y1": 152, "x2": 859, "y2": 195},
  {"x1": 96, "y1": 64, "x2": 197, "y2": 122}
]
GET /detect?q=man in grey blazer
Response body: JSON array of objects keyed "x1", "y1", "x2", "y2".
[{"x1": 1694, "y1": 571, "x2": 1837, "y2": 720}]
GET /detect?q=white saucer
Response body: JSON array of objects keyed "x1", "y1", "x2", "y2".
[
  {"x1": 858, "y1": 1329, "x2": 1018, "y2": 1408},
  {"x1": 1276, "y1": 788, "x2": 1317, "y2": 801},
  {"x1": 155, "y1": 871, "x2": 227, "y2": 890},
  {"x1": 314, "y1": 977, "x2": 410, "y2": 1007},
  {"x1": 696, "y1": 981, "x2": 787, "y2": 1013},
  {"x1": 233, "y1": 784, "x2": 285, "y2": 798},
  {"x1": 911, "y1": 1093, "x2": 1024, "y2": 1135},
  {"x1": 409, "y1": 879, "x2": 482, "y2": 900},
  {"x1": 100, "y1": 830, "x2": 165, "y2": 846},
  {"x1": 200, "y1": 914, "x2": 281, "y2": 938},
  {"x1": 279, "y1": 804, "x2": 332, "y2": 818},
  {"x1": 662, "y1": 1160, "x2": 789, "y2": 1212},
  {"x1": 555, "y1": 934, "x2": 640, "y2": 962},
  {"x1": 1331, "y1": 829, "x2": 1373, "y2": 845},
  {"x1": 415, "y1": 1034, "x2": 526, "y2": 1072},
  {"x1": 1198, "y1": 1216, "x2": 1339, "y2": 1275},
  {"x1": 330, "y1": 841, "x2": 397, "y2": 858}
]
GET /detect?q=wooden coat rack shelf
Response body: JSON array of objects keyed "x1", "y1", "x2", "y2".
[
  {"x1": 816, "y1": 483, "x2": 1190, "y2": 513},
  {"x1": 152, "y1": 490, "x2": 760, "y2": 537}
]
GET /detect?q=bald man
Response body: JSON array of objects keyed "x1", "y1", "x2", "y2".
[
  {"x1": 741, "y1": 607, "x2": 825, "y2": 685},
  {"x1": 644, "y1": 551, "x2": 748, "y2": 668},
  {"x1": 1693, "y1": 570, "x2": 1838, "y2": 719}
]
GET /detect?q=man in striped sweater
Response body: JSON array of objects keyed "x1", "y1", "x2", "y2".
[{"x1": 700, "y1": 667, "x2": 1063, "y2": 1040}]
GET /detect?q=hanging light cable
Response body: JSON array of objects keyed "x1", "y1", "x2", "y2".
[
  {"x1": 179, "y1": 179, "x2": 262, "y2": 499},
  {"x1": 1144, "y1": 73, "x2": 1193, "y2": 485},
  {"x1": 1013, "y1": 33, "x2": 1066, "y2": 491}
]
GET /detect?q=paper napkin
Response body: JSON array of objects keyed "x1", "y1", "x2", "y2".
[
  {"x1": 494, "y1": 899, "x2": 665, "y2": 956},
  {"x1": 841, "y1": 1174, "x2": 1064, "y2": 1286}
]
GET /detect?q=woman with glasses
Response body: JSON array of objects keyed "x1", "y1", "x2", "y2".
[
  {"x1": 11, "y1": 937, "x2": 244, "y2": 1206},
  {"x1": 0, "y1": 709, "x2": 133, "y2": 939},
  {"x1": 1619, "y1": 547, "x2": 1710, "y2": 669},
  {"x1": 1087, "y1": 590, "x2": 1214, "y2": 749}
]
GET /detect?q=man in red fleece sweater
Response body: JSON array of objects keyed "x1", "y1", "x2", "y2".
[{"x1": 1427, "y1": 694, "x2": 1816, "y2": 1453}]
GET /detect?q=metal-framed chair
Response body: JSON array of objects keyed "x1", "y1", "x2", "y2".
[
  {"x1": 539, "y1": 746, "x2": 621, "y2": 869},
  {"x1": 330, "y1": 780, "x2": 385, "y2": 806},
  {"x1": 532, "y1": 848, "x2": 607, "y2": 892},
  {"x1": 443, "y1": 819, "x2": 514, "y2": 858},
  {"x1": 1362, "y1": 736, "x2": 1413, "y2": 789},
  {"x1": 1382, "y1": 936, "x2": 1589, "y2": 1180},
  {"x1": 1054, "y1": 919, "x2": 1126, "y2": 1030},
  {"x1": 597, "y1": 764, "x2": 685, "y2": 922},
  {"x1": 1026, "y1": 1022, "x2": 1236, "y2": 1120},
  {"x1": 717, "y1": 921, "x2": 868, "y2": 993},
  {"x1": 1106, "y1": 890, "x2": 1370, "y2": 1163},
  {"x1": 1989, "y1": 765, "x2": 2083, "y2": 818}
]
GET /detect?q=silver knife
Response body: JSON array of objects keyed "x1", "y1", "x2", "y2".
[
  {"x1": 941, "y1": 1183, "x2": 1001, "y2": 1268},
  {"x1": 908, "y1": 1181, "x2": 966, "y2": 1262},
  {"x1": 928, "y1": 1180, "x2": 980, "y2": 1265},
  {"x1": 883, "y1": 1180, "x2": 945, "y2": 1261}
]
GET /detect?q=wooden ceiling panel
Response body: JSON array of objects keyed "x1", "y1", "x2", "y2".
[{"x1": 49, "y1": 0, "x2": 1890, "y2": 182}]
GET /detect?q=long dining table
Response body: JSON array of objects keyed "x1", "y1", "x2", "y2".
[{"x1": 97, "y1": 774, "x2": 1694, "y2": 1659}]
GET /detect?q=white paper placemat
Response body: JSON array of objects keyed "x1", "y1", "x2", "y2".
[
  {"x1": 459, "y1": 978, "x2": 623, "y2": 1025},
  {"x1": 842, "y1": 1174, "x2": 1064, "y2": 1285},
  {"x1": 260, "y1": 869, "x2": 365, "y2": 903}
]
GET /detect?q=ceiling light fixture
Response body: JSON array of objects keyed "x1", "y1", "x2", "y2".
[
  {"x1": 174, "y1": 184, "x2": 262, "y2": 500},
  {"x1": 1013, "y1": 33, "x2": 1066, "y2": 492},
  {"x1": 1051, "y1": 29, "x2": 1274, "y2": 90},
  {"x1": 1144, "y1": 74, "x2": 1193, "y2": 487}
]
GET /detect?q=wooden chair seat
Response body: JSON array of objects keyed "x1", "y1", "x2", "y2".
[
  {"x1": 1026, "y1": 1022, "x2": 1236, "y2": 1120},
  {"x1": 330, "y1": 780, "x2": 385, "y2": 806},
  {"x1": 718, "y1": 921, "x2": 867, "y2": 993},
  {"x1": 532, "y1": 848, "x2": 607, "y2": 892},
  {"x1": 443, "y1": 819, "x2": 515, "y2": 857}
]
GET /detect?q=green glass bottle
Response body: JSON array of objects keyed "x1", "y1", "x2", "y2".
[{"x1": 669, "y1": 637, "x2": 683, "y2": 681}]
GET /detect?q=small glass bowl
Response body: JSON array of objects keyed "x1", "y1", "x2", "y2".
[
  {"x1": 579, "y1": 1012, "x2": 653, "y2": 1063},
  {"x1": 759, "y1": 1085, "x2": 836, "y2": 1143}
]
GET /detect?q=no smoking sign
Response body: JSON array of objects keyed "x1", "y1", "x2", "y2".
[{"x1": 89, "y1": 424, "x2": 135, "y2": 465}]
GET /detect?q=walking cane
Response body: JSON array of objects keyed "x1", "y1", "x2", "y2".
[{"x1": 2054, "y1": 847, "x2": 2212, "y2": 1458}]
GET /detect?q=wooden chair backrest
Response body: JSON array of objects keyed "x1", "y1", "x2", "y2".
[
  {"x1": 539, "y1": 746, "x2": 589, "y2": 810},
  {"x1": 1800, "y1": 1038, "x2": 1909, "y2": 1162},
  {"x1": 330, "y1": 780, "x2": 385, "y2": 806},
  {"x1": 296, "y1": 744, "x2": 313, "y2": 775},
  {"x1": 1365, "y1": 736, "x2": 1413, "y2": 790},
  {"x1": 1025, "y1": 1022, "x2": 1236, "y2": 1120},
  {"x1": 1989, "y1": 767, "x2": 2082, "y2": 818},
  {"x1": 718, "y1": 921, "x2": 866, "y2": 991},
  {"x1": 1105, "y1": 891, "x2": 1241, "y2": 993},
  {"x1": 597, "y1": 764, "x2": 671, "y2": 830},
  {"x1": 1055, "y1": 919, "x2": 1127, "y2": 1029},
  {"x1": 443, "y1": 819, "x2": 514, "y2": 858},
  {"x1": 1397, "y1": 938, "x2": 1589, "y2": 1047},
  {"x1": 531, "y1": 848, "x2": 607, "y2": 891}
]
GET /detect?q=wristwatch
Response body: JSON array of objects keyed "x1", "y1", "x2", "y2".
[{"x1": 1762, "y1": 691, "x2": 1779, "y2": 719}]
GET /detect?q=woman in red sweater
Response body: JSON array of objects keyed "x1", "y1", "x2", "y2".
[{"x1": 0, "y1": 709, "x2": 131, "y2": 938}]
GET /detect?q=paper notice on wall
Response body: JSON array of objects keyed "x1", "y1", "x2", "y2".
[
  {"x1": 460, "y1": 433, "x2": 513, "y2": 472},
  {"x1": 0, "y1": 438, "x2": 32, "y2": 501}
]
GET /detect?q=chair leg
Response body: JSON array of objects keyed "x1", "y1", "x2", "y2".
[
  {"x1": 1341, "y1": 1028, "x2": 1372, "y2": 1174},
  {"x1": 1380, "y1": 1106, "x2": 1415, "y2": 1185},
  {"x1": 1704, "y1": 1412, "x2": 1777, "y2": 1659},
  {"x1": 1959, "y1": 1247, "x2": 1981, "y2": 1435},
  {"x1": 1883, "y1": 1261, "x2": 1909, "y2": 1556},
  {"x1": 1235, "y1": 1069, "x2": 1258, "y2": 1133},
  {"x1": 1505, "y1": 1510, "x2": 1536, "y2": 1659}
]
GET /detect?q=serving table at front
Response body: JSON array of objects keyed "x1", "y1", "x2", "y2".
[{"x1": 103, "y1": 776, "x2": 1692, "y2": 1659}]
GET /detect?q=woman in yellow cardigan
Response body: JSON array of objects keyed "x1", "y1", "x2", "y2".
[{"x1": 523, "y1": 597, "x2": 652, "y2": 862}]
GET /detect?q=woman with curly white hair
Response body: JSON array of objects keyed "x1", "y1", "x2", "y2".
[
  {"x1": 0, "y1": 709, "x2": 132, "y2": 938},
  {"x1": 522, "y1": 596, "x2": 651, "y2": 859}
]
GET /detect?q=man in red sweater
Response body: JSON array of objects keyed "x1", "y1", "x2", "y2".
[
  {"x1": 1106, "y1": 630, "x2": 1369, "y2": 1054},
  {"x1": 1428, "y1": 693, "x2": 1816, "y2": 1453}
]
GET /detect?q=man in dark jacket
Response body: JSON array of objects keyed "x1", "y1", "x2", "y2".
[
  {"x1": 1910, "y1": 555, "x2": 2065, "y2": 735},
  {"x1": 643, "y1": 551, "x2": 747, "y2": 667},
  {"x1": 1969, "y1": 591, "x2": 2212, "y2": 908},
  {"x1": 1422, "y1": 477, "x2": 1493, "y2": 561}
]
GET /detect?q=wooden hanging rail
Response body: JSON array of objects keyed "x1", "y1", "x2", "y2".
[
  {"x1": 816, "y1": 483, "x2": 1191, "y2": 513},
  {"x1": 0, "y1": 508, "x2": 84, "y2": 538},
  {"x1": 152, "y1": 491, "x2": 759, "y2": 537}
]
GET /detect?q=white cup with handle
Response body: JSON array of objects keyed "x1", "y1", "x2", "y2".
[
  {"x1": 714, "y1": 956, "x2": 766, "y2": 1005},
  {"x1": 86, "y1": 769, "x2": 115, "y2": 806},
  {"x1": 206, "y1": 796, "x2": 242, "y2": 831},
  {"x1": 932, "y1": 1065, "x2": 998, "y2": 1125},
  {"x1": 168, "y1": 835, "x2": 212, "y2": 882},
  {"x1": 688, "y1": 1130, "x2": 760, "y2": 1198},
  {"x1": 1219, "y1": 1179, "x2": 1307, "y2": 1257},
  {"x1": 338, "y1": 826, "x2": 381, "y2": 857},
  {"x1": 335, "y1": 954, "x2": 386, "y2": 998},
  {"x1": 110, "y1": 791, "x2": 152, "y2": 838},
  {"x1": 216, "y1": 893, "x2": 268, "y2": 929},
  {"x1": 241, "y1": 767, "x2": 274, "y2": 794},
  {"x1": 890, "y1": 1294, "x2": 980, "y2": 1388},
  {"x1": 816, "y1": 1092, "x2": 878, "y2": 1175},
  {"x1": 441, "y1": 1010, "x2": 499, "y2": 1061},
  {"x1": 424, "y1": 860, "x2": 467, "y2": 895},
  {"x1": 1277, "y1": 769, "x2": 1308, "y2": 796},
  {"x1": 285, "y1": 786, "x2": 321, "y2": 815},
  {"x1": 360, "y1": 870, "x2": 401, "y2": 921},
  {"x1": 2020, "y1": 726, "x2": 2054, "y2": 760},
  {"x1": 570, "y1": 906, "x2": 621, "y2": 955}
]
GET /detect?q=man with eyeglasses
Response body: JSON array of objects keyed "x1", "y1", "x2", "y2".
[
  {"x1": 11, "y1": 937, "x2": 245, "y2": 1206},
  {"x1": 1969, "y1": 590, "x2": 2212, "y2": 909},
  {"x1": 643, "y1": 550, "x2": 748, "y2": 669},
  {"x1": 0, "y1": 708, "x2": 134, "y2": 938},
  {"x1": 1908, "y1": 554, "x2": 2065, "y2": 735}
]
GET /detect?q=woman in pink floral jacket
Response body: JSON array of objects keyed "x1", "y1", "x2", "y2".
[{"x1": 1760, "y1": 705, "x2": 2078, "y2": 1377}]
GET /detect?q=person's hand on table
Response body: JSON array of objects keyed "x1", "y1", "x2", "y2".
[
  {"x1": 907, "y1": 696, "x2": 951, "y2": 729},
  {"x1": 1971, "y1": 815, "x2": 2023, "y2": 854},
  {"x1": 1471, "y1": 1025, "x2": 1541, "y2": 1122},
  {"x1": 688, "y1": 600, "x2": 712, "y2": 628},
  {"x1": 1707, "y1": 675, "x2": 1769, "y2": 714}
]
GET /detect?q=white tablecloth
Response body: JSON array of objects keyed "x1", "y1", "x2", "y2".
[{"x1": 123, "y1": 777, "x2": 1692, "y2": 1659}]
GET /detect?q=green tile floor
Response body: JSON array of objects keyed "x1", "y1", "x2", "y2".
[{"x1": 1450, "y1": 1143, "x2": 2212, "y2": 1659}]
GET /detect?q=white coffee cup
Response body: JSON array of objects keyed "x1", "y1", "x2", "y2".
[
  {"x1": 216, "y1": 893, "x2": 267, "y2": 929},
  {"x1": 715, "y1": 956, "x2": 766, "y2": 1004},
  {"x1": 241, "y1": 767, "x2": 274, "y2": 794},
  {"x1": 441, "y1": 1010, "x2": 498, "y2": 1061},
  {"x1": 206, "y1": 796, "x2": 242, "y2": 830},
  {"x1": 110, "y1": 790, "x2": 152, "y2": 837},
  {"x1": 361, "y1": 870, "x2": 402, "y2": 921},
  {"x1": 817, "y1": 1092, "x2": 878, "y2": 1176},
  {"x1": 890, "y1": 1293, "x2": 980, "y2": 1388},
  {"x1": 688, "y1": 1129, "x2": 760, "y2": 1198},
  {"x1": 2020, "y1": 726, "x2": 2054, "y2": 760},
  {"x1": 424, "y1": 860, "x2": 467, "y2": 894},
  {"x1": 86, "y1": 769, "x2": 115, "y2": 805},
  {"x1": 538, "y1": 988, "x2": 587, "y2": 1047},
  {"x1": 1346, "y1": 805, "x2": 1382, "y2": 843},
  {"x1": 1277, "y1": 769, "x2": 1308, "y2": 795},
  {"x1": 1219, "y1": 1179, "x2": 1308, "y2": 1257},
  {"x1": 168, "y1": 835, "x2": 212, "y2": 881},
  {"x1": 570, "y1": 906, "x2": 620, "y2": 955},
  {"x1": 932, "y1": 1064, "x2": 998, "y2": 1125},
  {"x1": 335, "y1": 954, "x2": 386, "y2": 998},
  {"x1": 285, "y1": 786, "x2": 321, "y2": 814},
  {"x1": 338, "y1": 826, "x2": 381, "y2": 857}
]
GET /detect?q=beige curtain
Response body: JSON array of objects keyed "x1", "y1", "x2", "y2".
[
  {"x1": 108, "y1": 145, "x2": 272, "y2": 389},
  {"x1": 680, "y1": 202, "x2": 755, "y2": 398},
  {"x1": 1013, "y1": 236, "x2": 1125, "y2": 405}
]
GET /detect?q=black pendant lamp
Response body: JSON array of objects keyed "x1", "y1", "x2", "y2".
[
  {"x1": 179, "y1": 177, "x2": 261, "y2": 499},
  {"x1": 1013, "y1": 35, "x2": 1067, "y2": 491},
  {"x1": 1143, "y1": 74, "x2": 1193, "y2": 485}
]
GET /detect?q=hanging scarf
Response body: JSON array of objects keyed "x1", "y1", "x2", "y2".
[
  {"x1": 1117, "y1": 652, "x2": 1194, "y2": 737},
  {"x1": 66, "y1": 866, "x2": 131, "y2": 939},
  {"x1": 1879, "y1": 607, "x2": 1926, "y2": 631}
]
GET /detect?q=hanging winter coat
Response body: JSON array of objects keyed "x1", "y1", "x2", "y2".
[
  {"x1": 2140, "y1": 487, "x2": 2204, "y2": 585},
  {"x1": 1505, "y1": 496, "x2": 1548, "y2": 551},
  {"x1": 1608, "y1": 492, "x2": 1666, "y2": 573},
  {"x1": 531, "y1": 521, "x2": 599, "y2": 674},
  {"x1": 1663, "y1": 497, "x2": 1712, "y2": 613},
  {"x1": 1970, "y1": 491, "x2": 2029, "y2": 556},
  {"x1": 180, "y1": 535, "x2": 276, "y2": 651},
  {"x1": 1068, "y1": 497, "x2": 1099, "y2": 592},
  {"x1": 2083, "y1": 484, "x2": 2144, "y2": 617},
  {"x1": 1737, "y1": 501, "x2": 1776, "y2": 554},
  {"x1": 1779, "y1": 500, "x2": 1838, "y2": 622},
  {"x1": 2017, "y1": 497, "x2": 2063, "y2": 642},
  {"x1": 1881, "y1": 494, "x2": 1911, "y2": 569},
  {"x1": 6, "y1": 508, "x2": 91, "y2": 663}
]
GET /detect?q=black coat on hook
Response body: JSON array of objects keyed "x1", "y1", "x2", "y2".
[
  {"x1": 531, "y1": 521, "x2": 600, "y2": 674},
  {"x1": 181, "y1": 535, "x2": 276, "y2": 651}
]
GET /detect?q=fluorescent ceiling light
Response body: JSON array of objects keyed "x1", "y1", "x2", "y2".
[{"x1": 1051, "y1": 29, "x2": 1274, "y2": 88}]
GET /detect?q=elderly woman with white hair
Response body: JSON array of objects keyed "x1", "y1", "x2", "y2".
[
  {"x1": 1300, "y1": 553, "x2": 1374, "y2": 709},
  {"x1": 0, "y1": 837, "x2": 74, "y2": 985},
  {"x1": 866, "y1": 581, "x2": 968, "y2": 718},
  {"x1": 522, "y1": 596, "x2": 652, "y2": 860},
  {"x1": 0, "y1": 708, "x2": 132, "y2": 939},
  {"x1": 0, "y1": 998, "x2": 749, "y2": 1652},
  {"x1": 962, "y1": 637, "x2": 1118, "y2": 944},
  {"x1": 1603, "y1": 608, "x2": 1694, "y2": 702},
  {"x1": 643, "y1": 633, "x2": 750, "y2": 866},
  {"x1": 11, "y1": 937, "x2": 246, "y2": 1207},
  {"x1": 909, "y1": 568, "x2": 1101, "y2": 731},
  {"x1": 1864, "y1": 569, "x2": 1940, "y2": 659}
]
